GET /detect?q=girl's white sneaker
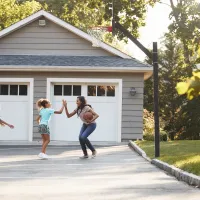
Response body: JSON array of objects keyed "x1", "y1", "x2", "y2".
[
  {"x1": 43, "y1": 154, "x2": 49, "y2": 159},
  {"x1": 38, "y1": 152, "x2": 44, "y2": 159},
  {"x1": 38, "y1": 153, "x2": 48, "y2": 159}
]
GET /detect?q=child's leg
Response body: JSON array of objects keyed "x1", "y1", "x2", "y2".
[
  {"x1": 41, "y1": 134, "x2": 46, "y2": 153},
  {"x1": 41, "y1": 134, "x2": 50, "y2": 154}
]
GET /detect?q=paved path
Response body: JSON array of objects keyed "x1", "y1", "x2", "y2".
[{"x1": 0, "y1": 145, "x2": 199, "y2": 200}]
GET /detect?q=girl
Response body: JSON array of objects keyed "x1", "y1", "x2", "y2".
[
  {"x1": 36, "y1": 98, "x2": 64, "y2": 159},
  {"x1": 63, "y1": 96, "x2": 99, "y2": 159},
  {"x1": 0, "y1": 119, "x2": 14, "y2": 129}
]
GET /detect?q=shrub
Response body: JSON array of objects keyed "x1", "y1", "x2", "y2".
[
  {"x1": 143, "y1": 109, "x2": 168, "y2": 141},
  {"x1": 143, "y1": 131, "x2": 168, "y2": 141}
]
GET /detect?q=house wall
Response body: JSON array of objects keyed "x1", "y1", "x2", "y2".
[
  {"x1": 0, "y1": 72, "x2": 144, "y2": 141},
  {"x1": 0, "y1": 17, "x2": 113, "y2": 56}
]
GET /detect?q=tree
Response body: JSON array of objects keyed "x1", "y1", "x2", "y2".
[
  {"x1": 36, "y1": 0, "x2": 155, "y2": 40},
  {"x1": 144, "y1": 33, "x2": 190, "y2": 138},
  {"x1": 168, "y1": 0, "x2": 200, "y2": 66},
  {"x1": 174, "y1": 97, "x2": 200, "y2": 140},
  {"x1": 1, "y1": 0, "x2": 156, "y2": 43},
  {"x1": 0, "y1": 0, "x2": 42, "y2": 30}
]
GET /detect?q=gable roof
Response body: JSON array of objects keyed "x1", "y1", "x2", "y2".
[{"x1": 0, "y1": 10, "x2": 131, "y2": 59}]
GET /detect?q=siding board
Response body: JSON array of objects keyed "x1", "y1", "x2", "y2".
[
  {"x1": 0, "y1": 49, "x2": 112, "y2": 56},
  {"x1": 0, "y1": 17, "x2": 113, "y2": 56}
]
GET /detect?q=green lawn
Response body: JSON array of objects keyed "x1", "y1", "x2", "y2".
[{"x1": 135, "y1": 140, "x2": 200, "y2": 176}]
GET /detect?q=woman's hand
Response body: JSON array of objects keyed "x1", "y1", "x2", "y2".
[
  {"x1": 62, "y1": 99, "x2": 67, "y2": 107},
  {"x1": 86, "y1": 120, "x2": 92, "y2": 124}
]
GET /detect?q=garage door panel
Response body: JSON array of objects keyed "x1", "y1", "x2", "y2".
[
  {"x1": 0, "y1": 102, "x2": 29, "y2": 140},
  {"x1": 50, "y1": 101, "x2": 82, "y2": 141},
  {"x1": 89, "y1": 103, "x2": 117, "y2": 141}
]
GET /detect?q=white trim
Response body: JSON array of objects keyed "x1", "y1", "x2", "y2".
[
  {"x1": 0, "y1": 10, "x2": 131, "y2": 59},
  {"x1": 47, "y1": 78, "x2": 122, "y2": 142},
  {"x1": 0, "y1": 78, "x2": 34, "y2": 142},
  {"x1": 117, "y1": 79, "x2": 123, "y2": 142},
  {"x1": 0, "y1": 66, "x2": 153, "y2": 80}
]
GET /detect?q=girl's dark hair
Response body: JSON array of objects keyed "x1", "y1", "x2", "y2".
[
  {"x1": 77, "y1": 96, "x2": 92, "y2": 116},
  {"x1": 36, "y1": 99, "x2": 50, "y2": 109}
]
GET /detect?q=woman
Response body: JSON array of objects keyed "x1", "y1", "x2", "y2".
[{"x1": 63, "y1": 96, "x2": 99, "y2": 159}]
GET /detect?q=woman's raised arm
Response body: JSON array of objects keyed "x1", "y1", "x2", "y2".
[{"x1": 63, "y1": 100, "x2": 76, "y2": 118}]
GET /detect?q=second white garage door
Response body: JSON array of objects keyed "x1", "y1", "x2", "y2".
[{"x1": 49, "y1": 80, "x2": 121, "y2": 142}]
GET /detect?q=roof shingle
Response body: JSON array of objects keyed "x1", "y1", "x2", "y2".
[{"x1": 0, "y1": 55, "x2": 151, "y2": 68}]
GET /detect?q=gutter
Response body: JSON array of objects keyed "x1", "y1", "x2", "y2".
[{"x1": 0, "y1": 65, "x2": 153, "y2": 80}]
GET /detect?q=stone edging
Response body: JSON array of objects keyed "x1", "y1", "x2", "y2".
[
  {"x1": 128, "y1": 140, "x2": 200, "y2": 188},
  {"x1": 128, "y1": 140, "x2": 151, "y2": 162}
]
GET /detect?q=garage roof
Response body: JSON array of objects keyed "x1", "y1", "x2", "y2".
[
  {"x1": 0, "y1": 55, "x2": 152, "y2": 80},
  {"x1": 0, "y1": 55, "x2": 150, "y2": 68}
]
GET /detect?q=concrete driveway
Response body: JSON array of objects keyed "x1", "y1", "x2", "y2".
[{"x1": 0, "y1": 145, "x2": 199, "y2": 200}]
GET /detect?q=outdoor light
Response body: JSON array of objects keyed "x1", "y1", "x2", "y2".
[{"x1": 129, "y1": 87, "x2": 136, "y2": 96}]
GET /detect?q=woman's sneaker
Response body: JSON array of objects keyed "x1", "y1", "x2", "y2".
[
  {"x1": 79, "y1": 155, "x2": 89, "y2": 159},
  {"x1": 91, "y1": 150, "x2": 97, "y2": 158}
]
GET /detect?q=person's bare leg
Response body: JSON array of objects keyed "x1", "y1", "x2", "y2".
[
  {"x1": 41, "y1": 134, "x2": 45, "y2": 153},
  {"x1": 41, "y1": 134, "x2": 50, "y2": 154}
]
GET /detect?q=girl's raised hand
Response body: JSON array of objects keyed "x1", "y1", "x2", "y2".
[
  {"x1": 9, "y1": 124, "x2": 14, "y2": 129},
  {"x1": 62, "y1": 99, "x2": 67, "y2": 106}
]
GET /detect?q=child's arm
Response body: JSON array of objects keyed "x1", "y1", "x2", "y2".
[
  {"x1": 0, "y1": 119, "x2": 14, "y2": 129},
  {"x1": 54, "y1": 104, "x2": 64, "y2": 114},
  {"x1": 36, "y1": 116, "x2": 41, "y2": 124},
  {"x1": 63, "y1": 100, "x2": 76, "y2": 118}
]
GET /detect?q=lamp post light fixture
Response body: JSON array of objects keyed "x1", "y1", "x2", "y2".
[{"x1": 129, "y1": 87, "x2": 136, "y2": 96}]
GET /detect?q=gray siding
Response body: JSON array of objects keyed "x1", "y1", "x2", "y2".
[
  {"x1": 0, "y1": 17, "x2": 113, "y2": 56},
  {"x1": 0, "y1": 72, "x2": 144, "y2": 141}
]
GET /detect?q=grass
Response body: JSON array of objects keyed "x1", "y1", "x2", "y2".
[{"x1": 135, "y1": 140, "x2": 200, "y2": 176}]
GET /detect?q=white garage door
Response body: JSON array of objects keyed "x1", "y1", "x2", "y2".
[
  {"x1": 0, "y1": 84, "x2": 29, "y2": 140},
  {"x1": 50, "y1": 82, "x2": 119, "y2": 142}
]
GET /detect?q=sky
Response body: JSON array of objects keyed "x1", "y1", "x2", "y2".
[{"x1": 126, "y1": 2, "x2": 172, "y2": 61}]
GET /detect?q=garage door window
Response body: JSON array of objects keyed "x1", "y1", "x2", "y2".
[
  {"x1": 88, "y1": 85, "x2": 115, "y2": 97},
  {"x1": 0, "y1": 85, "x2": 8, "y2": 95},
  {"x1": 54, "y1": 85, "x2": 81, "y2": 96},
  {"x1": 10, "y1": 85, "x2": 18, "y2": 95},
  {"x1": 107, "y1": 86, "x2": 115, "y2": 97},
  {"x1": 0, "y1": 85, "x2": 27, "y2": 96},
  {"x1": 19, "y1": 85, "x2": 28, "y2": 96}
]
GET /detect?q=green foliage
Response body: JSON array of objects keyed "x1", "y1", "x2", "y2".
[
  {"x1": 0, "y1": 0, "x2": 42, "y2": 30},
  {"x1": 144, "y1": 34, "x2": 190, "y2": 135},
  {"x1": 15, "y1": 0, "x2": 155, "y2": 41},
  {"x1": 176, "y1": 71, "x2": 200, "y2": 100},
  {"x1": 143, "y1": 109, "x2": 167, "y2": 141},
  {"x1": 143, "y1": 109, "x2": 154, "y2": 135},
  {"x1": 143, "y1": 131, "x2": 168, "y2": 141},
  {"x1": 0, "y1": 0, "x2": 156, "y2": 44},
  {"x1": 169, "y1": 0, "x2": 200, "y2": 64},
  {"x1": 173, "y1": 97, "x2": 200, "y2": 140}
]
